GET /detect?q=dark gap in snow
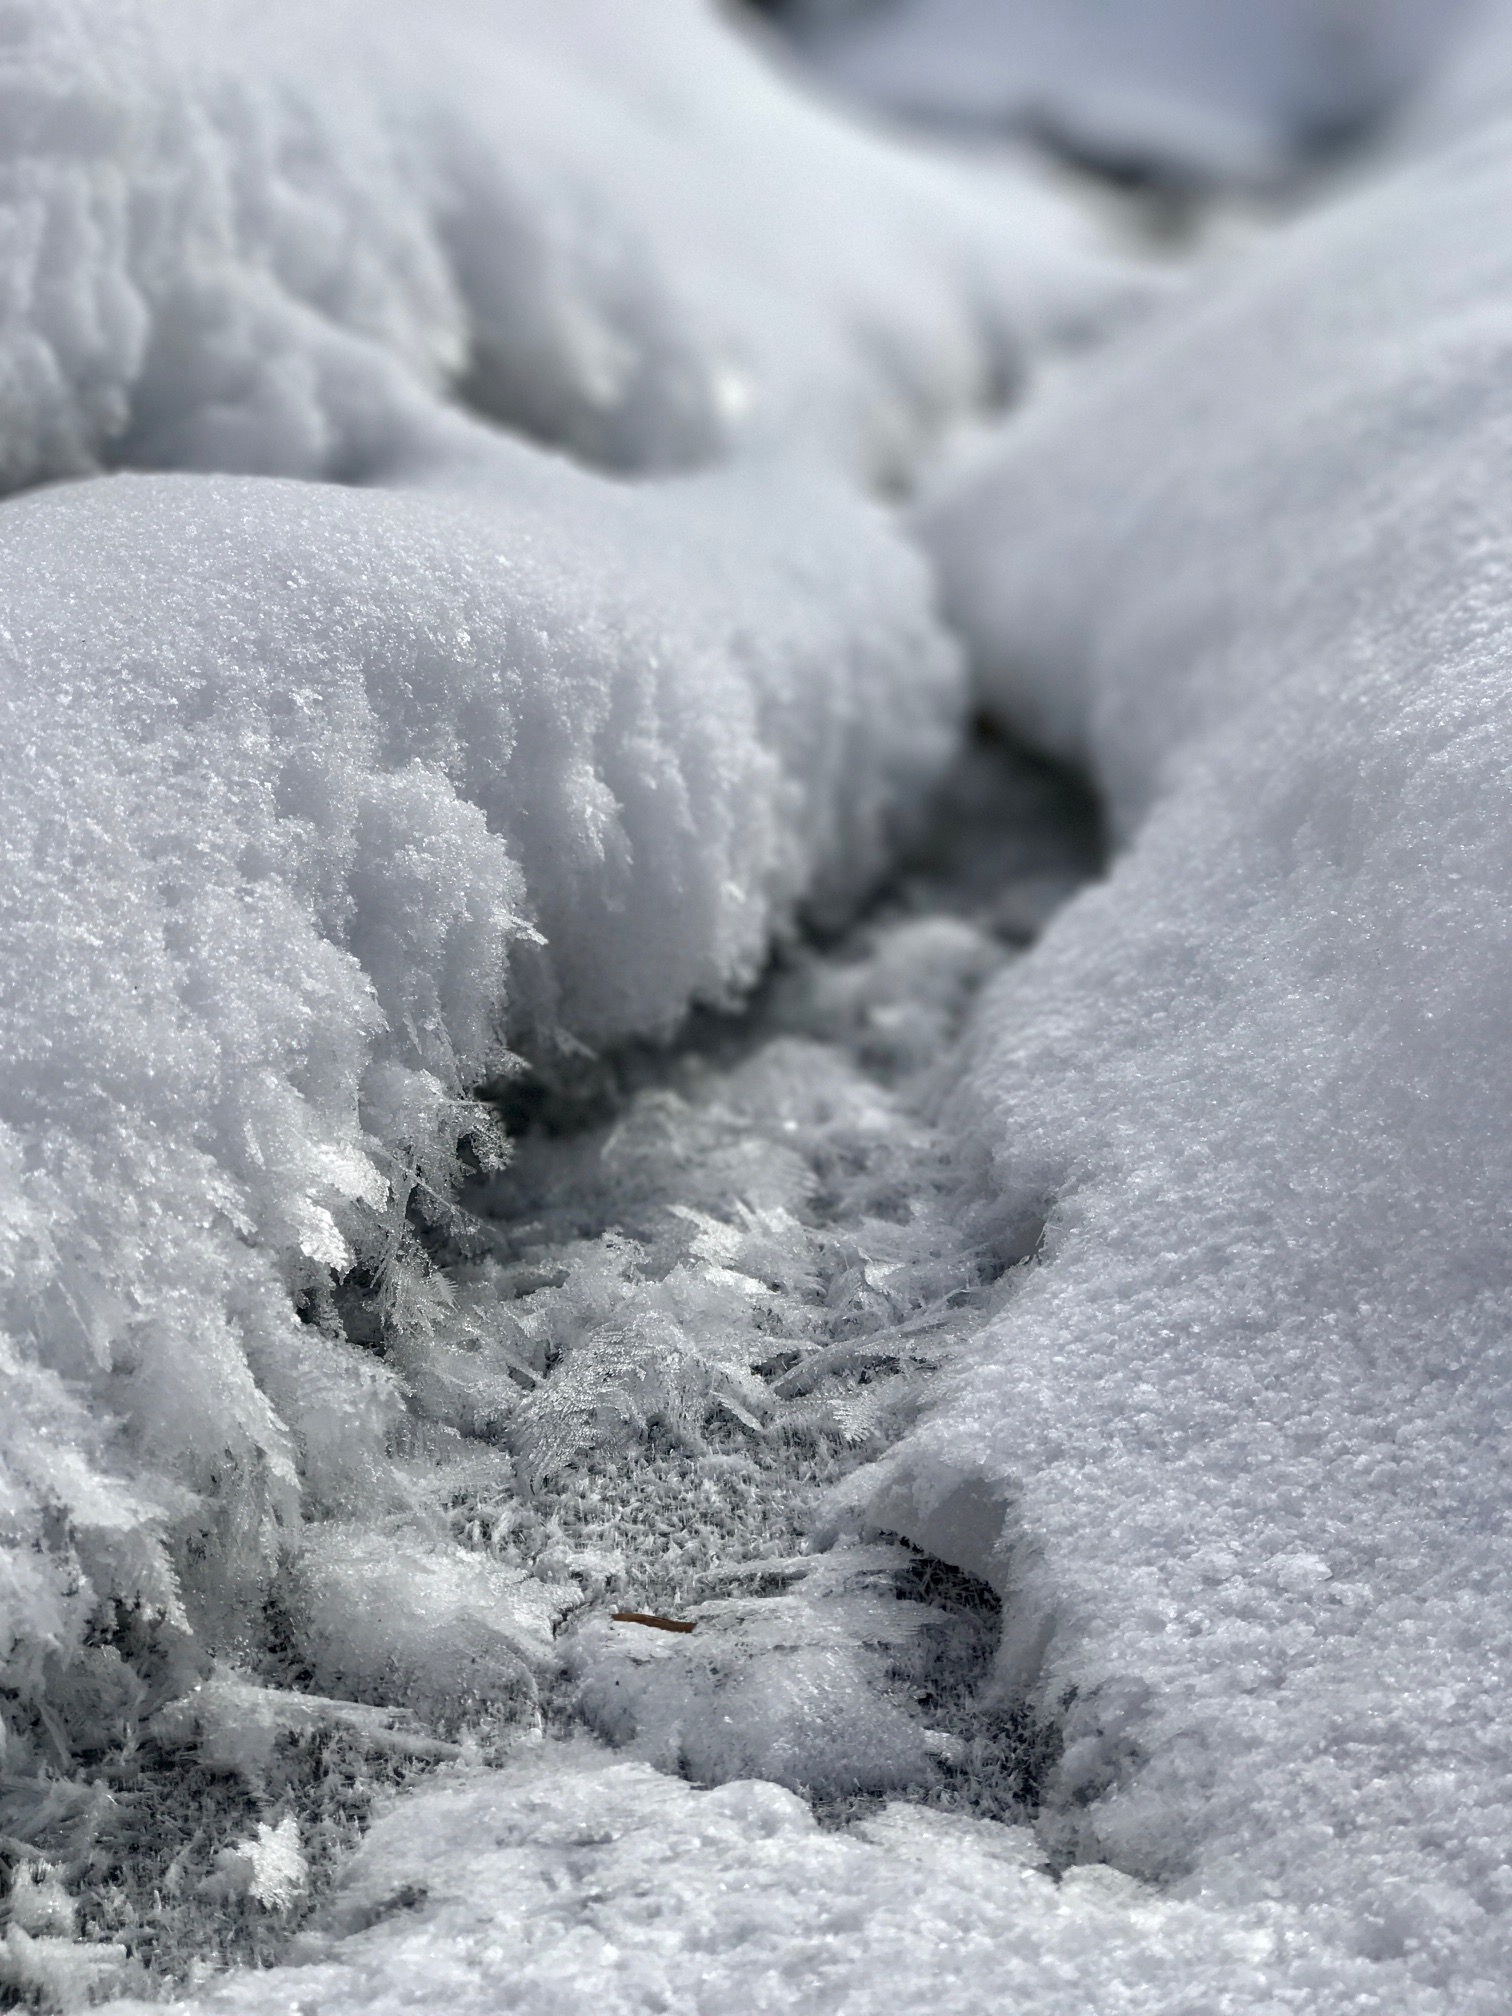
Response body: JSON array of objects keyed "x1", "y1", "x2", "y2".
[
  {"x1": 807, "y1": 1538, "x2": 1063, "y2": 1833},
  {"x1": 486, "y1": 711, "x2": 1104, "y2": 1141}
]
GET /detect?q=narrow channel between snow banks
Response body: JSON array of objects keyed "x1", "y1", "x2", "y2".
[{"x1": 5, "y1": 2, "x2": 1512, "y2": 2012}]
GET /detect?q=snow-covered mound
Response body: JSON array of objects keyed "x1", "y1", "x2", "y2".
[
  {"x1": 899, "y1": 120, "x2": 1512, "y2": 2002},
  {"x1": 18, "y1": 0, "x2": 1512, "y2": 2007},
  {"x1": 778, "y1": 0, "x2": 1473, "y2": 185},
  {"x1": 0, "y1": 443, "x2": 959, "y2": 1809},
  {"x1": 4, "y1": 0, "x2": 1141, "y2": 493}
]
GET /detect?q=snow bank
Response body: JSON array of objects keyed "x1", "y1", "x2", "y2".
[
  {"x1": 0, "y1": 443, "x2": 960, "y2": 1771},
  {"x1": 0, "y1": 0, "x2": 1176, "y2": 1954},
  {"x1": 896, "y1": 119, "x2": 1512, "y2": 2003},
  {"x1": 0, "y1": 0, "x2": 1158, "y2": 1793},
  {"x1": 782, "y1": 0, "x2": 1473, "y2": 184},
  {"x1": 2, "y1": 0, "x2": 1142, "y2": 494}
]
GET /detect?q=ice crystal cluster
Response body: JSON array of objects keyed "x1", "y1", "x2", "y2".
[{"x1": 1, "y1": 0, "x2": 1511, "y2": 2011}]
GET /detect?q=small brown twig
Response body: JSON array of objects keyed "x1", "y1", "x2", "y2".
[{"x1": 611, "y1": 1611, "x2": 696, "y2": 1634}]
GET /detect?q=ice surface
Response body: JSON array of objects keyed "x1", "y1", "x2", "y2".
[
  {"x1": 902, "y1": 113, "x2": 1512, "y2": 2005},
  {"x1": 780, "y1": 0, "x2": 1475, "y2": 185}
]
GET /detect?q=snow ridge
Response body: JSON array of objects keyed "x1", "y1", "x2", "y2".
[{"x1": 907, "y1": 109, "x2": 1512, "y2": 2009}]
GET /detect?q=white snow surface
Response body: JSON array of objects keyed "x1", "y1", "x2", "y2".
[
  {"x1": 0, "y1": 446, "x2": 960, "y2": 1752},
  {"x1": 905, "y1": 119, "x2": 1512, "y2": 2007},
  {"x1": 4, "y1": 0, "x2": 1512, "y2": 2010},
  {"x1": 1398, "y1": 0, "x2": 1512, "y2": 149},
  {"x1": 1, "y1": 0, "x2": 1141, "y2": 490},
  {"x1": 784, "y1": 0, "x2": 1476, "y2": 184},
  {"x1": 100, "y1": 1744, "x2": 1287, "y2": 2016}
]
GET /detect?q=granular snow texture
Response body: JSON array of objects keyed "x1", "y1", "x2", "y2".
[
  {"x1": 0, "y1": 0, "x2": 1156, "y2": 2000},
  {"x1": 904, "y1": 114, "x2": 1512, "y2": 2009},
  {"x1": 0, "y1": 0, "x2": 1152, "y2": 1815},
  {"x1": 95, "y1": 1745, "x2": 1292, "y2": 2016},
  {"x1": 0, "y1": 448, "x2": 957, "y2": 1791}
]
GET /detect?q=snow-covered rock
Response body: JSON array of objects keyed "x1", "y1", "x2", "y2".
[{"x1": 899, "y1": 113, "x2": 1512, "y2": 2006}]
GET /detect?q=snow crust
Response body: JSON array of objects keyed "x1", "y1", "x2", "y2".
[
  {"x1": 903, "y1": 117, "x2": 1512, "y2": 2006},
  {"x1": 782, "y1": 0, "x2": 1474, "y2": 184}
]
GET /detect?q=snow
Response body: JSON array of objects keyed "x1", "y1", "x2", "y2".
[
  {"x1": 0, "y1": 449, "x2": 962, "y2": 1789},
  {"x1": 780, "y1": 0, "x2": 1476, "y2": 185},
  {"x1": 1398, "y1": 0, "x2": 1512, "y2": 150},
  {"x1": 98, "y1": 1744, "x2": 1282, "y2": 2016},
  {"x1": 2, "y1": 0, "x2": 1144, "y2": 494},
  {"x1": 0, "y1": 0, "x2": 1156, "y2": 1993},
  {"x1": 902, "y1": 112, "x2": 1512, "y2": 2006},
  {"x1": 204, "y1": 1815, "x2": 307, "y2": 1913},
  {"x1": 3, "y1": 0, "x2": 1512, "y2": 2008},
  {"x1": 0, "y1": 0, "x2": 1154, "y2": 1781}
]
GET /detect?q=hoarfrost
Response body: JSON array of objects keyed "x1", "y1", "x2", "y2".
[
  {"x1": 773, "y1": 0, "x2": 1473, "y2": 186},
  {"x1": 3, "y1": 0, "x2": 1509, "y2": 2009},
  {"x1": 0, "y1": 0, "x2": 1140, "y2": 1989}
]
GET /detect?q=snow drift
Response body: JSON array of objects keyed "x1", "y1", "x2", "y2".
[
  {"x1": 778, "y1": 0, "x2": 1475, "y2": 185},
  {"x1": 900, "y1": 116, "x2": 1512, "y2": 2006},
  {"x1": 8, "y1": 0, "x2": 1512, "y2": 2009}
]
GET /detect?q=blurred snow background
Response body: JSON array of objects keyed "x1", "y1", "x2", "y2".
[
  {"x1": 0, "y1": 0, "x2": 1511, "y2": 2011},
  {"x1": 758, "y1": 0, "x2": 1481, "y2": 185}
]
